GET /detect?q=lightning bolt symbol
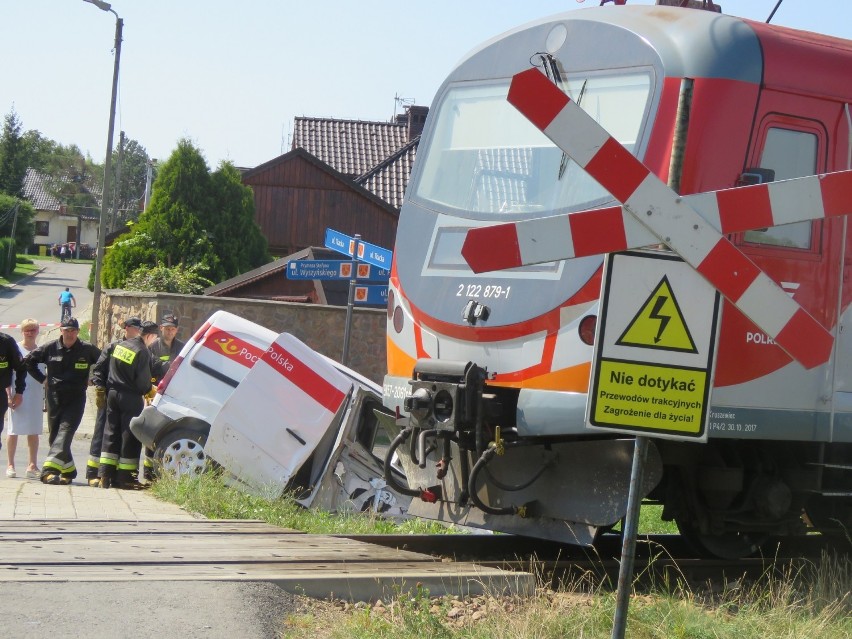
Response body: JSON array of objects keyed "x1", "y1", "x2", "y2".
[{"x1": 649, "y1": 296, "x2": 670, "y2": 344}]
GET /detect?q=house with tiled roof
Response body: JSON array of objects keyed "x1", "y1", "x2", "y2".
[
  {"x1": 224, "y1": 105, "x2": 427, "y2": 302},
  {"x1": 22, "y1": 168, "x2": 100, "y2": 256},
  {"x1": 206, "y1": 246, "x2": 361, "y2": 305}
]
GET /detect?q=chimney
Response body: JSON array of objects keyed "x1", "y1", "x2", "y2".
[{"x1": 406, "y1": 105, "x2": 429, "y2": 140}]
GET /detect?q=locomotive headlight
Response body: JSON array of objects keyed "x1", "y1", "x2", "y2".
[
  {"x1": 579, "y1": 315, "x2": 597, "y2": 346},
  {"x1": 393, "y1": 305, "x2": 404, "y2": 333},
  {"x1": 545, "y1": 22, "x2": 568, "y2": 54}
]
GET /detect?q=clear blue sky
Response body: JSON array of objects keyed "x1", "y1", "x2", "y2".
[{"x1": 1, "y1": 1, "x2": 848, "y2": 170}]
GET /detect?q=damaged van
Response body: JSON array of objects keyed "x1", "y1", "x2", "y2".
[{"x1": 130, "y1": 310, "x2": 408, "y2": 516}]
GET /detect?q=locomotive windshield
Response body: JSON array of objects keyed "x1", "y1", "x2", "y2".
[{"x1": 414, "y1": 71, "x2": 652, "y2": 220}]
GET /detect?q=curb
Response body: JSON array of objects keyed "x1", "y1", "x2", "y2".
[{"x1": 0, "y1": 265, "x2": 46, "y2": 293}]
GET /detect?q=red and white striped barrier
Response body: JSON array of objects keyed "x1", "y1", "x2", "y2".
[
  {"x1": 464, "y1": 67, "x2": 833, "y2": 369},
  {"x1": 463, "y1": 170, "x2": 852, "y2": 269}
]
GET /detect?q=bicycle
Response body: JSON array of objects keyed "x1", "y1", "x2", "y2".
[{"x1": 60, "y1": 303, "x2": 73, "y2": 323}]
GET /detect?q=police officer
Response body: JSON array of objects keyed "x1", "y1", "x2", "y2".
[
  {"x1": 97, "y1": 321, "x2": 161, "y2": 489},
  {"x1": 0, "y1": 330, "x2": 26, "y2": 450},
  {"x1": 87, "y1": 317, "x2": 143, "y2": 487},
  {"x1": 142, "y1": 313, "x2": 186, "y2": 480},
  {"x1": 24, "y1": 317, "x2": 100, "y2": 484}
]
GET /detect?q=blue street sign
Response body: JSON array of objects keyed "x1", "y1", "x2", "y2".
[
  {"x1": 324, "y1": 228, "x2": 356, "y2": 258},
  {"x1": 356, "y1": 238, "x2": 393, "y2": 270},
  {"x1": 324, "y1": 227, "x2": 393, "y2": 269},
  {"x1": 286, "y1": 260, "x2": 390, "y2": 281},
  {"x1": 353, "y1": 284, "x2": 388, "y2": 306},
  {"x1": 354, "y1": 263, "x2": 390, "y2": 281},
  {"x1": 286, "y1": 260, "x2": 352, "y2": 280}
]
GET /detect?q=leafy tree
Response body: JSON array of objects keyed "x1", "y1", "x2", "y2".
[
  {"x1": 123, "y1": 262, "x2": 213, "y2": 294},
  {"x1": 0, "y1": 193, "x2": 35, "y2": 251},
  {"x1": 101, "y1": 138, "x2": 269, "y2": 291},
  {"x1": 100, "y1": 229, "x2": 155, "y2": 288},
  {"x1": 208, "y1": 162, "x2": 270, "y2": 277},
  {"x1": 108, "y1": 136, "x2": 151, "y2": 232},
  {"x1": 0, "y1": 108, "x2": 28, "y2": 197}
]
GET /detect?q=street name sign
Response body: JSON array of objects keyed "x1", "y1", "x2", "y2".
[
  {"x1": 587, "y1": 251, "x2": 720, "y2": 441},
  {"x1": 352, "y1": 284, "x2": 388, "y2": 306},
  {"x1": 286, "y1": 260, "x2": 389, "y2": 281},
  {"x1": 324, "y1": 228, "x2": 394, "y2": 269}
]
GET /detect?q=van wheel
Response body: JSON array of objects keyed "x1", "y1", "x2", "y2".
[{"x1": 154, "y1": 428, "x2": 209, "y2": 479}]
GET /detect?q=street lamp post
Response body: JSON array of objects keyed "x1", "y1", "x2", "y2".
[{"x1": 85, "y1": 0, "x2": 122, "y2": 346}]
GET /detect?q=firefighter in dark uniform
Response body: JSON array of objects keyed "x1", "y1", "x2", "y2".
[
  {"x1": 23, "y1": 317, "x2": 100, "y2": 484},
  {"x1": 86, "y1": 317, "x2": 143, "y2": 487},
  {"x1": 143, "y1": 313, "x2": 186, "y2": 480},
  {"x1": 97, "y1": 321, "x2": 161, "y2": 489},
  {"x1": 0, "y1": 331, "x2": 26, "y2": 448}
]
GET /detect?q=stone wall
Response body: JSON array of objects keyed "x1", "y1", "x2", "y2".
[{"x1": 96, "y1": 290, "x2": 388, "y2": 383}]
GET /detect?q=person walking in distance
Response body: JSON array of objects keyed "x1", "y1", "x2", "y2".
[
  {"x1": 97, "y1": 321, "x2": 162, "y2": 489},
  {"x1": 0, "y1": 330, "x2": 26, "y2": 462},
  {"x1": 23, "y1": 317, "x2": 100, "y2": 485},
  {"x1": 58, "y1": 287, "x2": 75, "y2": 322},
  {"x1": 87, "y1": 317, "x2": 143, "y2": 486},
  {"x1": 143, "y1": 313, "x2": 186, "y2": 480},
  {"x1": 6, "y1": 319, "x2": 43, "y2": 479}
]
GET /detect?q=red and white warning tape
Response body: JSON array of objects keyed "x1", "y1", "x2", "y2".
[
  {"x1": 0, "y1": 323, "x2": 62, "y2": 329},
  {"x1": 466, "y1": 67, "x2": 833, "y2": 369}
]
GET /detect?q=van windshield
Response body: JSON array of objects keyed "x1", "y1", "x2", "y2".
[{"x1": 413, "y1": 71, "x2": 652, "y2": 220}]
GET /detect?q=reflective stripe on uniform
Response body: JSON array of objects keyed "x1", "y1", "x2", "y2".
[
  {"x1": 118, "y1": 458, "x2": 138, "y2": 471},
  {"x1": 99, "y1": 454, "x2": 119, "y2": 467},
  {"x1": 43, "y1": 459, "x2": 64, "y2": 471},
  {"x1": 112, "y1": 344, "x2": 137, "y2": 365}
]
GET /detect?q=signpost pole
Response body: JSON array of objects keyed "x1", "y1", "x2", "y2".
[
  {"x1": 341, "y1": 235, "x2": 360, "y2": 366},
  {"x1": 610, "y1": 435, "x2": 649, "y2": 639}
]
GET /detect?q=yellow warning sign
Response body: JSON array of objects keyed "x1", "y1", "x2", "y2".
[
  {"x1": 593, "y1": 360, "x2": 706, "y2": 434},
  {"x1": 616, "y1": 275, "x2": 697, "y2": 353}
]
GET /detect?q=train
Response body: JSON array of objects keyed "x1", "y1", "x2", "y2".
[{"x1": 380, "y1": 1, "x2": 852, "y2": 558}]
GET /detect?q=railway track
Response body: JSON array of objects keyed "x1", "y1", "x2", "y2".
[{"x1": 342, "y1": 532, "x2": 852, "y2": 588}]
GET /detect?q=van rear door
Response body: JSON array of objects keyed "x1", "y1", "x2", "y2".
[{"x1": 205, "y1": 332, "x2": 354, "y2": 494}]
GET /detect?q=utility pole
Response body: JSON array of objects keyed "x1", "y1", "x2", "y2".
[
  {"x1": 111, "y1": 130, "x2": 125, "y2": 234},
  {"x1": 86, "y1": 0, "x2": 123, "y2": 346}
]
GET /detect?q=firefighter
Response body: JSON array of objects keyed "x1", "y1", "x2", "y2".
[
  {"x1": 87, "y1": 317, "x2": 144, "y2": 487},
  {"x1": 142, "y1": 313, "x2": 186, "y2": 480},
  {"x1": 0, "y1": 330, "x2": 26, "y2": 450},
  {"x1": 97, "y1": 321, "x2": 162, "y2": 489},
  {"x1": 24, "y1": 317, "x2": 100, "y2": 484}
]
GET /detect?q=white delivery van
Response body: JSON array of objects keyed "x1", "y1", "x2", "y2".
[{"x1": 130, "y1": 310, "x2": 408, "y2": 515}]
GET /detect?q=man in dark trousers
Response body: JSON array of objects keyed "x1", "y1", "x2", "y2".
[
  {"x1": 24, "y1": 317, "x2": 101, "y2": 484},
  {"x1": 143, "y1": 313, "x2": 186, "y2": 480},
  {"x1": 86, "y1": 317, "x2": 143, "y2": 487},
  {"x1": 0, "y1": 331, "x2": 26, "y2": 450},
  {"x1": 97, "y1": 321, "x2": 161, "y2": 489}
]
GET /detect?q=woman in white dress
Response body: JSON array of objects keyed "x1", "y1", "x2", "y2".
[{"x1": 6, "y1": 319, "x2": 44, "y2": 478}]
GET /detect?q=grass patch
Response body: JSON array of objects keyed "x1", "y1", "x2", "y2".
[
  {"x1": 150, "y1": 472, "x2": 453, "y2": 535},
  {"x1": 281, "y1": 552, "x2": 852, "y2": 639},
  {"x1": 150, "y1": 475, "x2": 851, "y2": 638},
  {"x1": 0, "y1": 256, "x2": 40, "y2": 287}
]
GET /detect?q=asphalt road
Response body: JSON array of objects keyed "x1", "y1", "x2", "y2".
[
  {"x1": 0, "y1": 259, "x2": 93, "y2": 330},
  {"x1": 0, "y1": 264, "x2": 302, "y2": 639}
]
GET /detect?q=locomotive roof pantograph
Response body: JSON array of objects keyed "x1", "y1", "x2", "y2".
[{"x1": 462, "y1": 67, "x2": 852, "y2": 370}]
